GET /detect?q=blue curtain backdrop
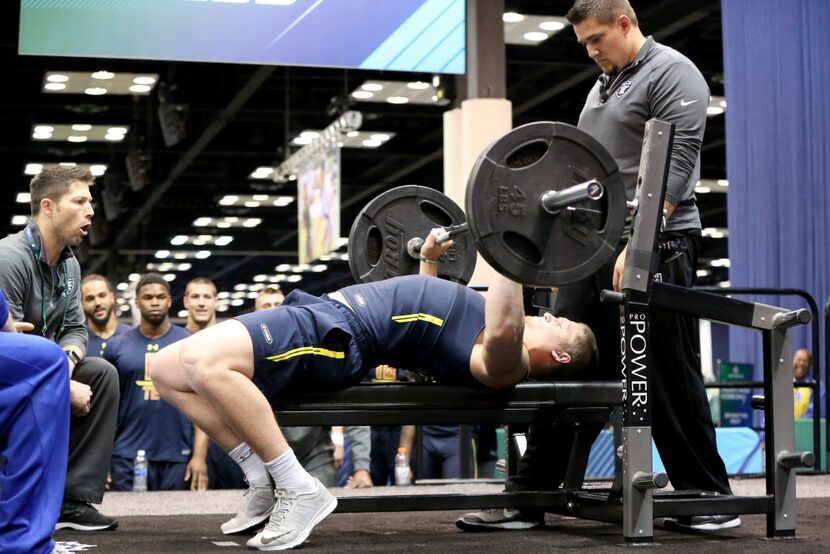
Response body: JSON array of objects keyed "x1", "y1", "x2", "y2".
[{"x1": 721, "y1": 0, "x2": 830, "y2": 415}]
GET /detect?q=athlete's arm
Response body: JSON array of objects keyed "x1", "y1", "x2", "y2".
[
  {"x1": 471, "y1": 273, "x2": 529, "y2": 389},
  {"x1": 418, "y1": 227, "x2": 452, "y2": 277}
]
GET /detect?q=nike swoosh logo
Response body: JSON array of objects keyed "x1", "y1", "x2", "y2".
[{"x1": 680, "y1": 99, "x2": 698, "y2": 106}]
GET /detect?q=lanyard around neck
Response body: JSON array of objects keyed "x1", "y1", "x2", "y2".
[{"x1": 24, "y1": 226, "x2": 69, "y2": 337}]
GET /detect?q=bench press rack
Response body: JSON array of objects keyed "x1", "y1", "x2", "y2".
[{"x1": 272, "y1": 119, "x2": 812, "y2": 544}]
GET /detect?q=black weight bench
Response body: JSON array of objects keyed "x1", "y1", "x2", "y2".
[{"x1": 271, "y1": 380, "x2": 623, "y2": 513}]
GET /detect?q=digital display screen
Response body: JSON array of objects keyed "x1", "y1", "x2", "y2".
[{"x1": 19, "y1": 0, "x2": 465, "y2": 74}]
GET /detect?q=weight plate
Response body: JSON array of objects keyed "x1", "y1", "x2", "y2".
[
  {"x1": 466, "y1": 121, "x2": 626, "y2": 286},
  {"x1": 348, "y1": 185, "x2": 476, "y2": 284}
]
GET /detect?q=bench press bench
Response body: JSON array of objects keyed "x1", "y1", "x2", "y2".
[{"x1": 273, "y1": 380, "x2": 624, "y2": 513}]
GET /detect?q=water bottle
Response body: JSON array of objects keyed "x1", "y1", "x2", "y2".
[
  {"x1": 394, "y1": 447, "x2": 410, "y2": 486},
  {"x1": 133, "y1": 449, "x2": 148, "y2": 492}
]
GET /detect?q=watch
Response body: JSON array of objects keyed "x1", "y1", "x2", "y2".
[{"x1": 66, "y1": 349, "x2": 82, "y2": 366}]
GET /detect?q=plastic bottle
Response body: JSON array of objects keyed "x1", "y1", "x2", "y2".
[
  {"x1": 133, "y1": 449, "x2": 148, "y2": 492},
  {"x1": 394, "y1": 447, "x2": 411, "y2": 485}
]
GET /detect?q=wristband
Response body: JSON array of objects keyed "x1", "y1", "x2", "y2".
[
  {"x1": 419, "y1": 256, "x2": 438, "y2": 264},
  {"x1": 330, "y1": 431, "x2": 344, "y2": 447}
]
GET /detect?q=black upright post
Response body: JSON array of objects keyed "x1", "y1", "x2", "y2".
[{"x1": 619, "y1": 119, "x2": 674, "y2": 542}]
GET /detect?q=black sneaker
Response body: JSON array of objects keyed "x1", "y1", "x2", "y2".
[
  {"x1": 664, "y1": 515, "x2": 741, "y2": 532},
  {"x1": 55, "y1": 500, "x2": 119, "y2": 531},
  {"x1": 455, "y1": 508, "x2": 544, "y2": 532}
]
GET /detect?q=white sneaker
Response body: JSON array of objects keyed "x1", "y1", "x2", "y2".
[
  {"x1": 247, "y1": 478, "x2": 337, "y2": 551},
  {"x1": 221, "y1": 485, "x2": 275, "y2": 535},
  {"x1": 50, "y1": 542, "x2": 70, "y2": 554}
]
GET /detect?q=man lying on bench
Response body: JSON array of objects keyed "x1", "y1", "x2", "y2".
[{"x1": 152, "y1": 228, "x2": 598, "y2": 551}]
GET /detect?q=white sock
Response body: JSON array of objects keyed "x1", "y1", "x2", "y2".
[
  {"x1": 264, "y1": 449, "x2": 317, "y2": 495},
  {"x1": 228, "y1": 443, "x2": 270, "y2": 488}
]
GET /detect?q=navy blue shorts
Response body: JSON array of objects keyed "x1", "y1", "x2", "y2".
[{"x1": 235, "y1": 290, "x2": 375, "y2": 399}]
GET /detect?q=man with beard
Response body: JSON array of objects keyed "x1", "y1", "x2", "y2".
[
  {"x1": 0, "y1": 165, "x2": 119, "y2": 531},
  {"x1": 81, "y1": 274, "x2": 131, "y2": 357},
  {"x1": 103, "y1": 273, "x2": 195, "y2": 490}
]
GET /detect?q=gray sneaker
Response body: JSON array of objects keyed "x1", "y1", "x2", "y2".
[
  {"x1": 247, "y1": 478, "x2": 337, "y2": 551},
  {"x1": 664, "y1": 515, "x2": 742, "y2": 532},
  {"x1": 221, "y1": 486, "x2": 275, "y2": 535},
  {"x1": 455, "y1": 508, "x2": 544, "y2": 532}
]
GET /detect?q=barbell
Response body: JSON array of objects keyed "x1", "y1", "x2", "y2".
[{"x1": 348, "y1": 121, "x2": 627, "y2": 287}]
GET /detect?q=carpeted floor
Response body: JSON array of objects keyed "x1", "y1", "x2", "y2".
[{"x1": 54, "y1": 475, "x2": 830, "y2": 553}]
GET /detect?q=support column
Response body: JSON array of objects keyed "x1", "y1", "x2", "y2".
[{"x1": 443, "y1": 0, "x2": 511, "y2": 287}]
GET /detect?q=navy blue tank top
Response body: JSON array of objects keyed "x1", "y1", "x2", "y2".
[{"x1": 339, "y1": 275, "x2": 485, "y2": 387}]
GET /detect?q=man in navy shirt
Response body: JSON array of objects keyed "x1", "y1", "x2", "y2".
[
  {"x1": 104, "y1": 273, "x2": 194, "y2": 491},
  {"x1": 81, "y1": 274, "x2": 131, "y2": 358}
]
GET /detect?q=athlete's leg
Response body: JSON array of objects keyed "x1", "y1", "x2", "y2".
[{"x1": 153, "y1": 319, "x2": 289, "y2": 459}]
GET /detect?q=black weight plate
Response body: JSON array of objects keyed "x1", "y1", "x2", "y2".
[
  {"x1": 348, "y1": 185, "x2": 476, "y2": 284},
  {"x1": 466, "y1": 121, "x2": 626, "y2": 287}
]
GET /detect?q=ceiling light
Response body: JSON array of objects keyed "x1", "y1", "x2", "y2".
[
  {"x1": 286, "y1": 275, "x2": 302, "y2": 283},
  {"x1": 91, "y1": 70, "x2": 115, "y2": 80},
  {"x1": 505, "y1": 14, "x2": 568, "y2": 45},
  {"x1": 244, "y1": 201, "x2": 261, "y2": 208},
  {"x1": 193, "y1": 217, "x2": 211, "y2": 227},
  {"x1": 293, "y1": 136, "x2": 313, "y2": 145},
  {"x1": 523, "y1": 31, "x2": 549, "y2": 41},
  {"x1": 67, "y1": 135, "x2": 88, "y2": 143},
  {"x1": 503, "y1": 12, "x2": 524, "y2": 23},
  {"x1": 84, "y1": 87, "x2": 108, "y2": 96},
  {"x1": 24, "y1": 163, "x2": 43, "y2": 175},
  {"x1": 195, "y1": 251, "x2": 211, "y2": 259},
  {"x1": 129, "y1": 84, "x2": 152, "y2": 94},
  {"x1": 299, "y1": 131, "x2": 319, "y2": 139},
  {"x1": 177, "y1": 310, "x2": 189, "y2": 318},
  {"x1": 362, "y1": 139, "x2": 382, "y2": 148},
  {"x1": 11, "y1": 215, "x2": 29, "y2": 226},
  {"x1": 16, "y1": 192, "x2": 31, "y2": 203},
  {"x1": 163, "y1": 274, "x2": 176, "y2": 282},
  {"x1": 386, "y1": 96, "x2": 409, "y2": 104},
  {"x1": 276, "y1": 263, "x2": 291, "y2": 272},
  {"x1": 243, "y1": 218, "x2": 261, "y2": 227},
  {"x1": 43, "y1": 70, "x2": 159, "y2": 95},
  {"x1": 351, "y1": 90, "x2": 374, "y2": 99},
  {"x1": 539, "y1": 21, "x2": 565, "y2": 31},
  {"x1": 44, "y1": 82, "x2": 66, "y2": 91},
  {"x1": 707, "y1": 106, "x2": 724, "y2": 116},
  {"x1": 253, "y1": 275, "x2": 268, "y2": 282},
  {"x1": 249, "y1": 166, "x2": 274, "y2": 179},
  {"x1": 709, "y1": 258, "x2": 731, "y2": 268},
  {"x1": 117, "y1": 282, "x2": 128, "y2": 291},
  {"x1": 32, "y1": 124, "x2": 129, "y2": 142},
  {"x1": 361, "y1": 83, "x2": 384, "y2": 92},
  {"x1": 346, "y1": 130, "x2": 359, "y2": 138},
  {"x1": 407, "y1": 81, "x2": 430, "y2": 90},
  {"x1": 170, "y1": 235, "x2": 188, "y2": 246},
  {"x1": 220, "y1": 195, "x2": 238, "y2": 205},
  {"x1": 311, "y1": 264, "x2": 328, "y2": 272},
  {"x1": 89, "y1": 164, "x2": 108, "y2": 176},
  {"x1": 717, "y1": 179, "x2": 729, "y2": 187},
  {"x1": 370, "y1": 133, "x2": 390, "y2": 141},
  {"x1": 155, "y1": 250, "x2": 171, "y2": 259}
]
